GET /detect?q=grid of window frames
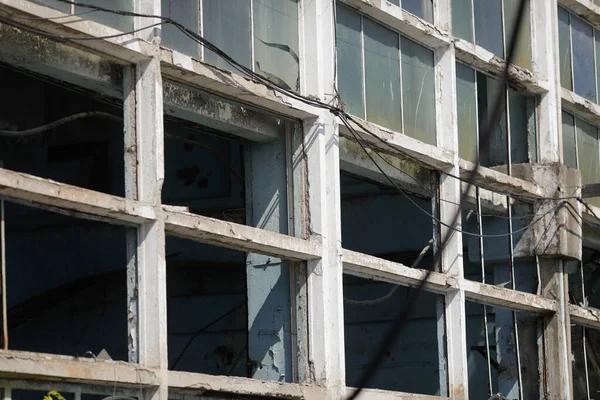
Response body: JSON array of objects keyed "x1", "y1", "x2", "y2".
[
  {"x1": 452, "y1": 0, "x2": 532, "y2": 70},
  {"x1": 455, "y1": 62, "x2": 537, "y2": 168},
  {"x1": 558, "y1": 6, "x2": 600, "y2": 103},
  {"x1": 161, "y1": 0, "x2": 300, "y2": 92},
  {"x1": 335, "y1": 3, "x2": 437, "y2": 145}
]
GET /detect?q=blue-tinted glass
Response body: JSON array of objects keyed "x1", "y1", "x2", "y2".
[
  {"x1": 403, "y1": 0, "x2": 433, "y2": 23},
  {"x1": 203, "y1": 0, "x2": 252, "y2": 71},
  {"x1": 254, "y1": 0, "x2": 300, "y2": 91},
  {"x1": 456, "y1": 63, "x2": 478, "y2": 162},
  {"x1": 572, "y1": 15, "x2": 596, "y2": 102},
  {"x1": 562, "y1": 112, "x2": 577, "y2": 169},
  {"x1": 473, "y1": 0, "x2": 504, "y2": 58},
  {"x1": 336, "y1": 5, "x2": 364, "y2": 118},
  {"x1": 401, "y1": 37, "x2": 436, "y2": 145},
  {"x1": 558, "y1": 8, "x2": 573, "y2": 90},
  {"x1": 477, "y1": 72, "x2": 507, "y2": 167},
  {"x1": 453, "y1": 0, "x2": 474, "y2": 42},
  {"x1": 162, "y1": 0, "x2": 200, "y2": 58},
  {"x1": 75, "y1": 0, "x2": 133, "y2": 31},
  {"x1": 363, "y1": 18, "x2": 402, "y2": 132},
  {"x1": 508, "y1": 89, "x2": 530, "y2": 164}
]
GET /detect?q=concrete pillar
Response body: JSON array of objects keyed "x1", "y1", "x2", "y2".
[
  {"x1": 435, "y1": 1, "x2": 469, "y2": 397},
  {"x1": 132, "y1": 3, "x2": 168, "y2": 400},
  {"x1": 245, "y1": 135, "x2": 293, "y2": 382},
  {"x1": 300, "y1": 0, "x2": 345, "y2": 397}
]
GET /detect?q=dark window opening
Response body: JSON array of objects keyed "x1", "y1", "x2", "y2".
[
  {"x1": 3, "y1": 201, "x2": 130, "y2": 360},
  {"x1": 166, "y1": 237, "x2": 294, "y2": 383},
  {"x1": 0, "y1": 64, "x2": 125, "y2": 197}
]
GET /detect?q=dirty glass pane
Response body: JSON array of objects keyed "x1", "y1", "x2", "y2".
[
  {"x1": 558, "y1": 8, "x2": 573, "y2": 91},
  {"x1": 473, "y1": 0, "x2": 504, "y2": 59},
  {"x1": 466, "y1": 302, "x2": 540, "y2": 399},
  {"x1": 403, "y1": 0, "x2": 434, "y2": 23},
  {"x1": 336, "y1": 5, "x2": 364, "y2": 118},
  {"x1": 456, "y1": 63, "x2": 478, "y2": 162},
  {"x1": 75, "y1": 0, "x2": 133, "y2": 31},
  {"x1": 572, "y1": 15, "x2": 596, "y2": 102},
  {"x1": 161, "y1": 0, "x2": 200, "y2": 58},
  {"x1": 253, "y1": 0, "x2": 300, "y2": 91},
  {"x1": 576, "y1": 118, "x2": 600, "y2": 185},
  {"x1": 503, "y1": 0, "x2": 531, "y2": 70},
  {"x1": 452, "y1": 0, "x2": 474, "y2": 42},
  {"x1": 364, "y1": 18, "x2": 402, "y2": 132},
  {"x1": 203, "y1": 0, "x2": 251, "y2": 71},
  {"x1": 401, "y1": 37, "x2": 436, "y2": 145},
  {"x1": 562, "y1": 111, "x2": 577, "y2": 169},
  {"x1": 508, "y1": 89, "x2": 530, "y2": 164},
  {"x1": 477, "y1": 72, "x2": 508, "y2": 167},
  {"x1": 596, "y1": 29, "x2": 600, "y2": 105},
  {"x1": 31, "y1": 0, "x2": 70, "y2": 13}
]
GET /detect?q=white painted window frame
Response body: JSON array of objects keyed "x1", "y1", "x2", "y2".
[{"x1": 0, "y1": 0, "x2": 596, "y2": 398}]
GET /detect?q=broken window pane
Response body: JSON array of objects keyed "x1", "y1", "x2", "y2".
[
  {"x1": 166, "y1": 237, "x2": 295, "y2": 382},
  {"x1": 572, "y1": 15, "x2": 597, "y2": 102},
  {"x1": 456, "y1": 63, "x2": 478, "y2": 163},
  {"x1": 562, "y1": 111, "x2": 577, "y2": 170},
  {"x1": 466, "y1": 301, "x2": 540, "y2": 399},
  {"x1": 0, "y1": 63, "x2": 125, "y2": 197},
  {"x1": 558, "y1": 7, "x2": 573, "y2": 91},
  {"x1": 576, "y1": 117, "x2": 600, "y2": 186},
  {"x1": 401, "y1": 37, "x2": 436, "y2": 145},
  {"x1": 75, "y1": 0, "x2": 133, "y2": 32},
  {"x1": 452, "y1": 0, "x2": 474, "y2": 42},
  {"x1": 3, "y1": 201, "x2": 131, "y2": 360},
  {"x1": 161, "y1": 0, "x2": 200, "y2": 58},
  {"x1": 253, "y1": 0, "x2": 300, "y2": 91},
  {"x1": 477, "y1": 72, "x2": 508, "y2": 168},
  {"x1": 364, "y1": 18, "x2": 402, "y2": 132},
  {"x1": 473, "y1": 0, "x2": 504, "y2": 59},
  {"x1": 503, "y1": 0, "x2": 532, "y2": 70},
  {"x1": 402, "y1": 0, "x2": 434, "y2": 23},
  {"x1": 344, "y1": 275, "x2": 446, "y2": 395},
  {"x1": 336, "y1": 4, "x2": 365, "y2": 118},
  {"x1": 203, "y1": 0, "x2": 252, "y2": 71}
]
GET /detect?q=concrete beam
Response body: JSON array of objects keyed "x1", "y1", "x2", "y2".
[
  {"x1": 163, "y1": 208, "x2": 322, "y2": 261},
  {"x1": 562, "y1": 87, "x2": 600, "y2": 127},
  {"x1": 0, "y1": 168, "x2": 155, "y2": 224},
  {"x1": 0, "y1": 0, "x2": 152, "y2": 63},
  {"x1": 569, "y1": 304, "x2": 600, "y2": 330},
  {"x1": 0, "y1": 350, "x2": 158, "y2": 386},
  {"x1": 345, "y1": 387, "x2": 450, "y2": 399},
  {"x1": 455, "y1": 39, "x2": 549, "y2": 95},
  {"x1": 339, "y1": 0, "x2": 451, "y2": 49},
  {"x1": 459, "y1": 160, "x2": 548, "y2": 200},
  {"x1": 338, "y1": 119, "x2": 454, "y2": 171},
  {"x1": 0, "y1": 23, "x2": 123, "y2": 99},
  {"x1": 168, "y1": 370, "x2": 325, "y2": 399},
  {"x1": 163, "y1": 80, "x2": 282, "y2": 143},
  {"x1": 160, "y1": 50, "x2": 318, "y2": 121},
  {"x1": 559, "y1": 0, "x2": 600, "y2": 27},
  {"x1": 342, "y1": 249, "x2": 453, "y2": 294},
  {"x1": 462, "y1": 280, "x2": 558, "y2": 314},
  {"x1": 339, "y1": 137, "x2": 432, "y2": 198}
]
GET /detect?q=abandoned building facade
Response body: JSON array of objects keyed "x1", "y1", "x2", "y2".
[{"x1": 1, "y1": 0, "x2": 600, "y2": 399}]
